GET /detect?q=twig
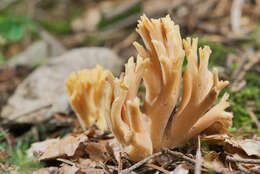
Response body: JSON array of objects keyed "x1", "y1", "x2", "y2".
[
  {"x1": 118, "y1": 152, "x2": 123, "y2": 173},
  {"x1": 231, "y1": 0, "x2": 244, "y2": 33},
  {"x1": 195, "y1": 136, "x2": 202, "y2": 174},
  {"x1": 119, "y1": 151, "x2": 164, "y2": 174},
  {"x1": 237, "y1": 163, "x2": 250, "y2": 174},
  {"x1": 57, "y1": 158, "x2": 74, "y2": 166},
  {"x1": 250, "y1": 166, "x2": 260, "y2": 173},
  {"x1": 164, "y1": 148, "x2": 222, "y2": 173},
  {"x1": 0, "y1": 127, "x2": 12, "y2": 151},
  {"x1": 145, "y1": 163, "x2": 169, "y2": 174},
  {"x1": 226, "y1": 156, "x2": 260, "y2": 164},
  {"x1": 98, "y1": 161, "x2": 112, "y2": 174},
  {"x1": 164, "y1": 149, "x2": 197, "y2": 164},
  {"x1": 248, "y1": 110, "x2": 260, "y2": 129}
]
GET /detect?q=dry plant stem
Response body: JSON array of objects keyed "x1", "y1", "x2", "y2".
[
  {"x1": 164, "y1": 149, "x2": 221, "y2": 173},
  {"x1": 119, "y1": 151, "x2": 164, "y2": 174},
  {"x1": 248, "y1": 110, "x2": 260, "y2": 129},
  {"x1": 195, "y1": 136, "x2": 201, "y2": 174},
  {"x1": 118, "y1": 152, "x2": 123, "y2": 173},
  {"x1": 99, "y1": 161, "x2": 113, "y2": 174},
  {"x1": 145, "y1": 163, "x2": 170, "y2": 174},
  {"x1": 231, "y1": 0, "x2": 244, "y2": 33},
  {"x1": 0, "y1": 127, "x2": 12, "y2": 151},
  {"x1": 250, "y1": 166, "x2": 260, "y2": 173},
  {"x1": 226, "y1": 156, "x2": 260, "y2": 164},
  {"x1": 237, "y1": 163, "x2": 251, "y2": 174}
]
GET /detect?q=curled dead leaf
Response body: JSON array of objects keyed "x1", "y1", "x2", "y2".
[
  {"x1": 36, "y1": 133, "x2": 88, "y2": 160},
  {"x1": 203, "y1": 134, "x2": 260, "y2": 157}
]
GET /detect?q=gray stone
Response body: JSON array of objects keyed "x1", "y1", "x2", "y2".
[
  {"x1": 7, "y1": 39, "x2": 66, "y2": 68},
  {"x1": 1, "y1": 47, "x2": 123, "y2": 123}
]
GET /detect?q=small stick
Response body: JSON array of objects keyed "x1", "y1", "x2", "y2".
[
  {"x1": 226, "y1": 156, "x2": 260, "y2": 164},
  {"x1": 164, "y1": 149, "x2": 222, "y2": 173},
  {"x1": 248, "y1": 110, "x2": 260, "y2": 129},
  {"x1": 0, "y1": 127, "x2": 12, "y2": 151},
  {"x1": 195, "y1": 136, "x2": 202, "y2": 174},
  {"x1": 250, "y1": 166, "x2": 260, "y2": 173},
  {"x1": 145, "y1": 163, "x2": 169, "y2": 174},
  {"x1": 119, "y1": 151, "x2": 164, "y2": 174},
  {"x1": 118, "y1": 152, "x2": 123, "y2": 173},
  {"x1": 57, "y1": 158, "x2": 74, "y2": 166},
  {"x1": 99, "y1": 161, "x2": 112, "y2": 174}
]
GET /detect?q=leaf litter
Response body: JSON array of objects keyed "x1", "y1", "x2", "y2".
[{"x1": 29, "y1": 124, "x2": 260, "y2": 174}]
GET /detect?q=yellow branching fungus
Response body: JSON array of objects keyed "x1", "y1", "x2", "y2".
[{"x1": 65, "y1": 15, "x2": 233, "y2": 161}]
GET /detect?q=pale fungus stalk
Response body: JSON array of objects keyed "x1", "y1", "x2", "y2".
[{"x1": 65, "y1": 15, "x2": 233, "y2": 161}]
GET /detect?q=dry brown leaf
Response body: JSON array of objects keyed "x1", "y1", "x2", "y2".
[
  {"x1": 203, "y1": 151, "x2": 226, "y2": 172},
  {"x1": 203, "y1": 134, "x2": 260, "y2": 157},
  {"x1": 170, "y1": 164, "x2": 189, "y2": 174},
  {"x1": 28, "y1": 139, "x2": 59, "y2": 157},
  {"x1": 32, "y1": 167, "x2": 59, "y2": 174},
  {"x1": 76, "y1": 158, "x2": 98, "y2": 169},
  {"x1": 39, "y1": 133, "x2": 88, "y2": 160},
  {"x1": 85, "y1": 142, "x2": 109, "y2": 162},
  {"x1": 60, "y1": 163, "x2": 80, "y2": 174},
  {"x1": 237, "y1": 139, "x2": 260, "y2": 157}
]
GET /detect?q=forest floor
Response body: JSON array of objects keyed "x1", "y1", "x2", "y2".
[{"x1": 0, "y1": 0, "x2": 259, "y2": 173}]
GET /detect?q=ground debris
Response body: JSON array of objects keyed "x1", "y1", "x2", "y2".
[
  {"x1": 202, "y1": 134, "x2": 260, "y2": 157},
  {"x1": 30, "y1": 128, "x2": 260, "y2": 174}
]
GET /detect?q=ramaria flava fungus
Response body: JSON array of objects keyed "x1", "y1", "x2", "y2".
[
  {"x1": 65, "y1": 15, "x2": 233, "y2": 161},
  {"x1": 65, "y1": 65, "x2": 114, "y2": 130}
]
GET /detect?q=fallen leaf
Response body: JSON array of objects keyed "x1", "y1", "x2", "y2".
[
  {"x1": 237, "y1": 139, "x2": 260, "y2": 157},
  {"x1": 85, "y1": 142, "x2": 109, "y2": 162},
  {"x1": 76, "y1": 158, "x2": 98, "y2": 169},
  {"x1": 203, "y1": 151, "x2": 227, "y2": 173},
  {"x1": 28, "y1": 139, "x2": 59, "y2": 157},
  {"x1": 32, "y1": 167, "x2": 59, "y2": 174},
  {"x1": 203, "y1": 134, "x2": 260, "y2": 157},
  {"x1": 39, "y1": 133, "x2": 88, "y2": 160},
  {"x1": 170, "y1": 164, "x2": 189, "y2": 174},
  {"x1": 60, "y1": 164, "x2": 80, "y2": 174}
]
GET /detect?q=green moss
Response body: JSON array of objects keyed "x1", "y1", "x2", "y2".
[
  {"x1": 39, "y1": 19, "x2": 72, "y2": 35},
  {"x1": 0, "y1": 130, "x2": 44, "y2": 174},
  {"x1": 229, "y1": 85, "x2": 260, "y2": 128},
  {"x1": 198, "y1": 38, "x2": 232, "y2": 67},
  {"x1": 247, "y1": 24, "x2": 260, "y2": 49}
]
